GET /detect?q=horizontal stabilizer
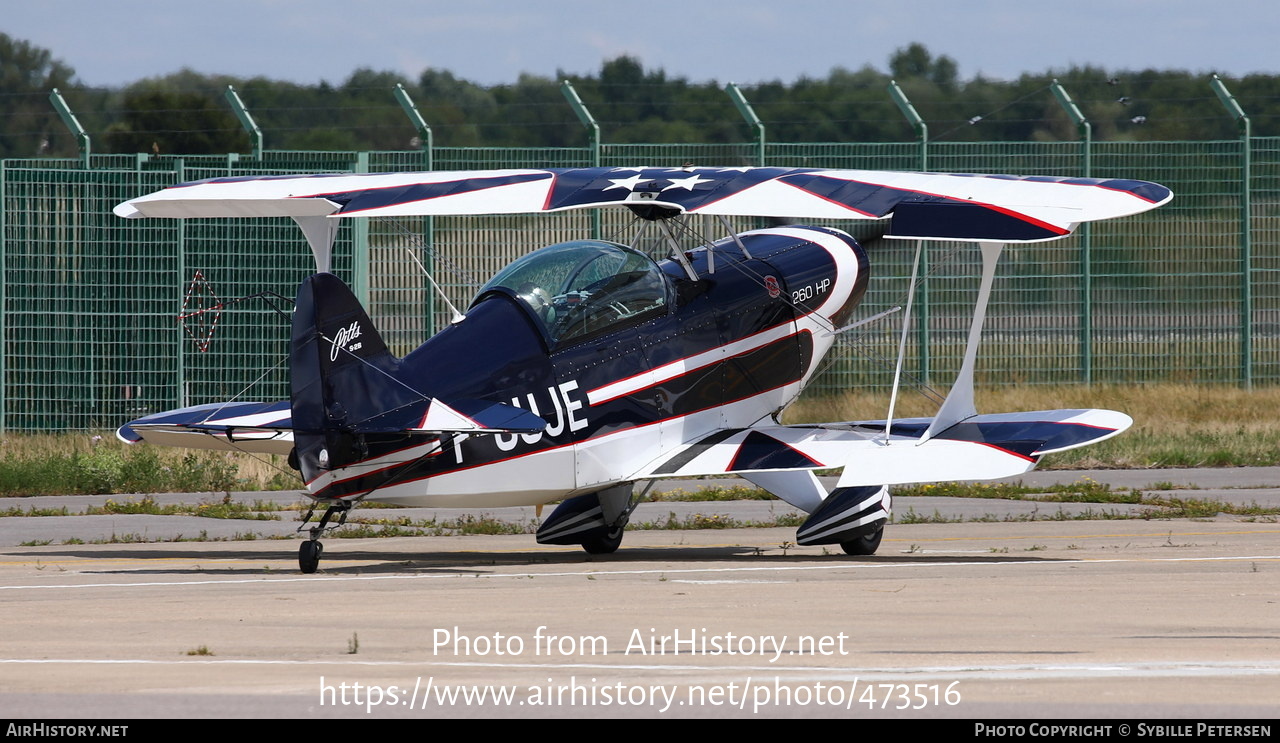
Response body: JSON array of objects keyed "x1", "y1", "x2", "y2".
[
  {"x1": 407, "y1": 398, "x2": 547, "y2": 434},
  {"x1": 117, "y1": 401, "x2": 294, "y2": 455},
  {"x1": 120, "y1": 395, "x2": 546, "y2": 454}
]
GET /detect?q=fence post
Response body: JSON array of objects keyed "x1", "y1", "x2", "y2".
[
  {"x1": 561, "y1": 80, "x2": 600, "y2": 238},
  {"x1": 352, "y1": 151, "x2": 371, "y2": 304},
  {"x1": 0, "y1": 161, "x2": 5, "y2": 433},
  {"x1": 173, "y1": 159, "x2": 187, "y2": 408},
  {"x1": 394, "y1": 83, "x2": 436, "y2": 332},
  {"x1": 224, "y1": 85, "x2": 263, "y2": 159},
  {"x1": 725, "y1": 83, "x2": 766, "y2": 166},
  {"x1": 888, "y1": 80, "x2": 928, "y2": 170},
  {"x1": 1211, "y1": 74, "x2": 1253, "y2": 389},
  {"x1": 394, "y1": 83, "x2": 434, "y2": 163},
  {"x1": 888, "y1": 80, "x2": 930, "y2": 385},
  {"x1": 49, "y1": 88, "x2": 91, "y2": 167},
  {"x1": 1051, "y1": 79, "x2": 1093, "y2": 384}
]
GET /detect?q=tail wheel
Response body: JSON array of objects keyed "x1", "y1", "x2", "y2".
[
  {"x1": 582, "y1": 527, "x2": 623, "y2": 555},
  {"x1": 299, "y1": 540, "x2": 323, "y2": 573},
  {"x1": 840, "y1": 525, "x2": 883, "y2": 556}
]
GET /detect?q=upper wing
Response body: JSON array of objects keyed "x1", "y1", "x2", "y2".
[
  {"x1": 114, "y1": 167, "x2": 1171, "y2": 244},
  {"x1": 628, "y1": 408, "x2": 1131, "y2": 486}
]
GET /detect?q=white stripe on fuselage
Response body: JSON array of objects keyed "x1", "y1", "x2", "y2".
[
  {"x1": 306, "y1": 441, "x2": 443, "y2": 494},
  {"x1": 585, "y1": 321, "x2": 801, "y2": 405}
]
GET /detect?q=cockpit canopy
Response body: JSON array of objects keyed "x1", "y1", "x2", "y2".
[{"x1": 474, "y1": 240, "x2": 670, "y2": 345}]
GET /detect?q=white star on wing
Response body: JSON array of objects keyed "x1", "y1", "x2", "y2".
[
  {"x1": 662, "y1": 174, "x2": 713, "y2": 191},
  {"x1": 604, "y1": 175, "x2": 648, "y2": 191}
]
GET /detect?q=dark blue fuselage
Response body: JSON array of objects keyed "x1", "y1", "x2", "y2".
[{"x1": 298, "y1": 226, "x2": 867, "y2": 505}]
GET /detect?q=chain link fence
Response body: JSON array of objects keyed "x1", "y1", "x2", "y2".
[{"x1": 0, "y1": 137, "x2": 1274, "y2": 430}]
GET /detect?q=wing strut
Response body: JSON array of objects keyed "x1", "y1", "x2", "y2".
[
  {"x1": 716, "y1": 215, "x2": 753, "y2": 259},
  {"x1": 293, "y1": 215, "x2": 340, "y2": 273},
  {"x1": 657, "y1": 219, "x2": 699, "y2": 280},
  {"x1": 920, "y1": 241, "x2": 1005, "y2": 443},
  {"x1": 882, "y1": 240, "x2": 926, "y2": 444}
]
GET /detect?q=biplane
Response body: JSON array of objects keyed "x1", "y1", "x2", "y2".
[{"x1": 114, "y1": 166, "x2": 1171, "y2": 572}]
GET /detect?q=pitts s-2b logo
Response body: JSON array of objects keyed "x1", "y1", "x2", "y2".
[{"x1": 329, "y1": 321, "x2": 363, "y2": 362}]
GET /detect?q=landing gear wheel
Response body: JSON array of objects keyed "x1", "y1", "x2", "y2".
[
  {"x1": 582, "y1": 528, "x2": 623, "y2": 555},
  {"x1": 296, "y1": 502, "x2": 349, "y2": 573},
  {"x1": 299, "y1": 540, "x2": 323, "y2": 573},
  {"x1": 840, "y1": 525, "x2": 883, "y2": 556}
]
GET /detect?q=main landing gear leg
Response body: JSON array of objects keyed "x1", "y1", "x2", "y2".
[{"x1": 298, "y1": 501, "x2": 351, "y2": 574}]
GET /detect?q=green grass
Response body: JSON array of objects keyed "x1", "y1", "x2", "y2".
[
  {"x1": 650, "y1": 485, "x2": 774, "y2": 501},
  {"x1": 80, "y1": 528, "x2": 295, "y2": 544},
  {"x1": 788, "y1": 383, "x2": 1280, "y2": 469},
  {"x1": 893, "y1": 479, "x2": 1117, "y2": 500},
  {"x1": 1, "y1": 384, "x2": 1278, "y2": 500},
  {"x1": 1, "y1": 495, "x2": 290, "y2": 519},
  {"x1": 335, "y1": 513, "x2": 540, "y2": 538},
  {"x1": 0, "y1": 434, "x2": 301, "y2": 496},
  {"x1": 1, "y1": 505, "x2": 71, "y2": 517},
  {"x1": 894, "y1": 506, "x2": 1140, "y2": 524},
  {"x1": 630, "y1": 511, "x2": 806, "y2": 530},
  {"x1": 83, "y1": 495, "x2": 282, "y2": 520},
  {"x1": 892, "y1": 478, "x2": 1280, "y2": 521}
]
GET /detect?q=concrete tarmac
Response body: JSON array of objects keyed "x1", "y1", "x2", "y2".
[{"x1": 2, "y1": 467, "x2": 1279, "y2": 719}]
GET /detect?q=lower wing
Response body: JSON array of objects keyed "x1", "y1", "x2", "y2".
[{"x1": 629, "y1": 408, "x2": 1130, "y2": 486}]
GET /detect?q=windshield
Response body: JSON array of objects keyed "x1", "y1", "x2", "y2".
[{"x1": 476, "y1": 240, "x2": 669, "y2": 344}]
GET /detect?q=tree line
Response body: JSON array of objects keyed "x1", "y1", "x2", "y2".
[{"x1": 1, "y1": 34, "x2": 1276, "y2": 160}]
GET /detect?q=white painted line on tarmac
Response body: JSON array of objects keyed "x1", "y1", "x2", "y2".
[
  {"x1": 3, "y1": 553, "x2": 1280, "y2": 593},
  {"x1": 669, "y1": 579, "x2": 795, "y2": 584},
  {"x1": 4, "y1": 657, "x2": 1280, "y2": 681}
]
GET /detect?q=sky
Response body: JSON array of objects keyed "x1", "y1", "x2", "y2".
[{"x1": 6, "y1": 0, "x2": 1278, "y2": 88}]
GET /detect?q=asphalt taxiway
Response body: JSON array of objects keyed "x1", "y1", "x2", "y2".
[{"x1": 2, "y1": 467, "x2": 1279, "y2": 718}]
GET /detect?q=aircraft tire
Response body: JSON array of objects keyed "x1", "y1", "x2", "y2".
[
  {"x1": 582, "y1": 528, "x2": 623, "y2": 555},
  {"x1": 299, "y1": 540, "x2": 323, "y2": 573},
  {"x1": 840, "y1": 525, "x2": 883, "y2": 556}
]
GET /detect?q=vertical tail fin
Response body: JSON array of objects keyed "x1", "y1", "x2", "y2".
[{"x1": 290, "y1": 272, "x2": 401, "y2": 487}]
